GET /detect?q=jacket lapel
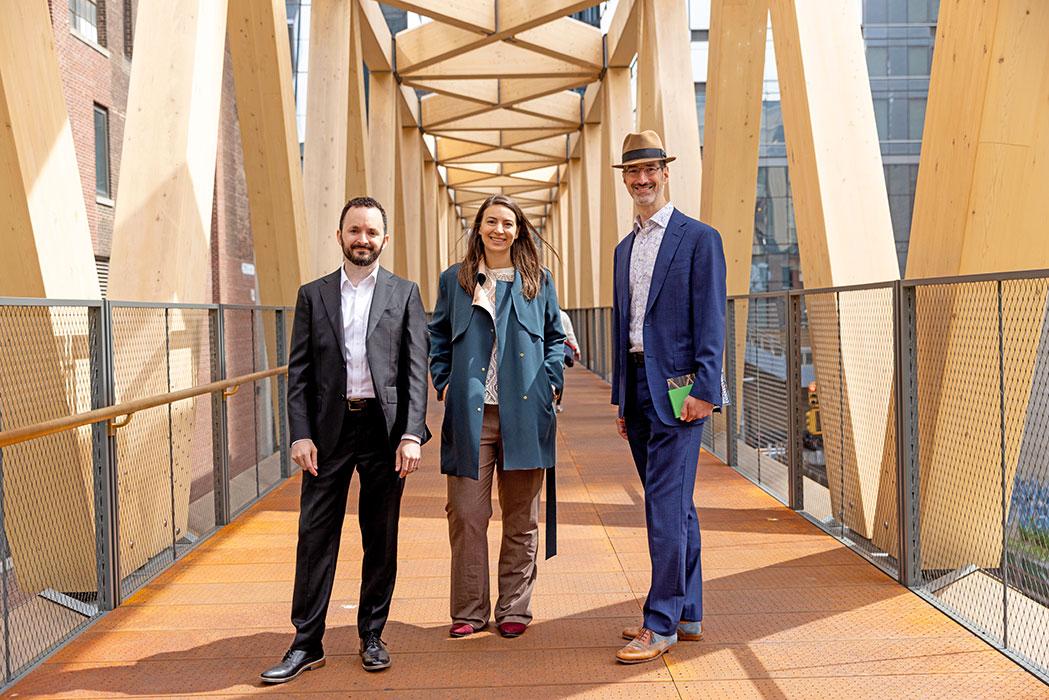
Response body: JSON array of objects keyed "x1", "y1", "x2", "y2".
[
  {"x1": 319, "y1": 269, "x2": 343, "y2": 347},
  {"x1": 367, "y1": 266, "x2": 394, "y2": 339},
  {"x1": 644, "y1": 211, "x2": 685, "y2": 316},
  {"x1": 616, "y1": 233, "x2": 634, "y2": 323}
]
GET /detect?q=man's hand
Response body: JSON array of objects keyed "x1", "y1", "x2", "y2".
[
  {"x1": 396, "y1": 439, "x2": 421, "y2": 478},
  {"x1": 292, "y1": 439, "x2": 318, "y2": 477},
  {"x1": 615, "y1": 417, "x2": 628, "y2": 440},
  {"x1": 680, "y1": 396, "x2": 714, "y2": 423}
]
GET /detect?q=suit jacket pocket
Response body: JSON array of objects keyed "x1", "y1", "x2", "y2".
[{"x1": 385, "y1": 385, "x2": 399, "y2": 404}]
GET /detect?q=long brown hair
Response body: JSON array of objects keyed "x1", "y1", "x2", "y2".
[{"x1": 457, "y1": 195, "x2": 559, "y2": 300}]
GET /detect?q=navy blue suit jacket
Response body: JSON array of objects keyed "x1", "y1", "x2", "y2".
[{"x1": 611, "y1": 208, "x2": 727, "y2": 427}]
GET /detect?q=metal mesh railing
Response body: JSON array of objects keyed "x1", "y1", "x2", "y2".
[
  {"x1": 0, "y1": 303, "x2": 98, "y2": 683},
  {"x1": 565, "y1": 267, "x2": 1049, "y2": 683},
  {"x1": 0, "y1": 299, "x2": 292, "y2": 688}
]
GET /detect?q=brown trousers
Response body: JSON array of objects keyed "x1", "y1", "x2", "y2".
[{"x1": 446, "y1": 405, "x2": 544, "y2": 628}]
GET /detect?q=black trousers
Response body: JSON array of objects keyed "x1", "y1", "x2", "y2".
[{"x1": 290, "y1": 402, "x2": 404, "y2": 653}]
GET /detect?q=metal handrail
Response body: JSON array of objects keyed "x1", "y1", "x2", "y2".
[{"x1": 0, "y1": 366, "x2": 287, "y2": 450}]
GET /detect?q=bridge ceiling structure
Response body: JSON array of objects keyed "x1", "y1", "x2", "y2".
[{"x1": 386, "y1": 1, "x2": 604, "y2": 235}]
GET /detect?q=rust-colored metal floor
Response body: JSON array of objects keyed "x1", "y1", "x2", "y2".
[{"x1": 9, "y1": 370, "x2": 1046, "y2": 698}]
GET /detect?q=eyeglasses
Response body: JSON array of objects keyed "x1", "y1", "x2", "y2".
[{"x1": 623, "y1": 165, "x2": 663, "y2": 178}]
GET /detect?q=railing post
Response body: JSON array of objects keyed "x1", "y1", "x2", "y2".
[
  {"x1": 894, "y1": 281, "x2": 921, "y2": 587},
  {"x1": 276, "y1": 308, "x2": 291, "y2": 479},
  {"x1": 786, "y1": 291, "x2": 804, "y2": 510},
  {"x1": 725, "y1": 298, "x2": 739, "y2": 468},
  {"x1": 210, "y1": 307, "x2": 231, "y2": 526},
  {"x1": 89, "y1": 301, "x2": 119, "y2": 610}
]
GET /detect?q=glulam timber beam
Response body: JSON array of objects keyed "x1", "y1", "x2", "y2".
[
  {"x1": 303, "y1": 0, "x2": 370, "y2": 279},
  {"x1": 769, "y1": 0, "x2": 899, "y2": 547},
  {"x1": 636, "y1": 0, "x2": 702, "y2": 217},
  {"x1": 228, "y1": 0, "x2": 309, "y2": 306},
  {"x1": 607, "y1": 0, "x2": 640, "y2": 67},
  {"x1": 0, "y1": 2, "x2": 98, "y2": 299},
  {"x1": 0, "y1": 0, "x2": 102, "y2": 599},
  {"x1": 905, "y1": 1, "x2": 1049, "y2": 571},
  {"x1": 381, "y1": 0, "x2": 495, "y2": 32},
  {"x1": 357, "y1": 0, "x2": 393, "y2": 70},
  {"x1": 397, "y1": 16, "x2": 601, "y2": 73},
  {"x1": 400, "y1": 42, "x2": 597, "y2": 80},
  {"x1": 598, "y1": 66, "x2": 634, "y2": 306}
]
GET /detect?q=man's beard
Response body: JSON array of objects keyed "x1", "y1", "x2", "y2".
[{"x1": 345, "y1": 242, "x2": 382, "y2": 267}]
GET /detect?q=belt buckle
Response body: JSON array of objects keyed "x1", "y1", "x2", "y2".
[{"x1": 347, "y1": 398, "x2": 368, "y2": 412}]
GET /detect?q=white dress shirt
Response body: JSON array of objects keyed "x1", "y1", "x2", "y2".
[
  {"x1": 628, "y1": 201, "x2": 675, "y2": 352},
  {"x1": 341, "y1": 265, "x2": 378, "y2": 399}
]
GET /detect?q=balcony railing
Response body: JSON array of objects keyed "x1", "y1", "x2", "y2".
[{"x1": 0, "y1": 299, "x2": 293, "y2": 688}]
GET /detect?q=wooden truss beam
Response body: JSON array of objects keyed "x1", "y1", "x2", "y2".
[
  {"x1": 432, "y1": 108, "x2": 577, "y2": 131},
  {"x1": 396, "y1": 16, "x2": 601, "y2": 73},
  {"x1": 400, "y1": 42, "x2": 597, "y2": 80},
  {"x1": 380, "y1": 0, "x2": 496, "y2": 33}
]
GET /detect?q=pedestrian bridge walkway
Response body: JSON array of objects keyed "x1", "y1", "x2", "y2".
[{"x1": 7, "y1": 370, "x2": 1044, "y2": 698}]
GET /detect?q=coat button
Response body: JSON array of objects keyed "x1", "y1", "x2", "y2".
[
  {"x1": 522, "y1": 395, "x2": 528, "y2": 400},
  {"x1": 481, "y1": 367, "x2": 486, "y2": 373},
  {"x1": 477, "y1": 407, "x2": 482, "y2": 412},
  {"x1": 519, "y1": 352, "x2": 524, "y2": 358}
]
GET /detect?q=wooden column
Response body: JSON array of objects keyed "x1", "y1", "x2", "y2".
[
  {"x1": 395, "y1": 124, "x2": 423, "y2": 280},
  {"x1": 566, "y1": 157, "x2": 584, "y2": 308},
  {"x1": 556, "y1": 185, "x2": 571, "y2": 303},
  {"x1": 0, "y1": 3, "x2": 98, "y2": 299},
  {"x1": 109, "y1": 1, "x2": 227, "y2": 302},
  {"x1": 598, "y1": 67, "x2": 635, "y2": 307},
  {"x1": 106, "y1": 0, "x2": 229, "y2": 586},
  {"x1": 420, "y1": 159, "x2": 440, "y2": 308},
  {"x1": 703, "y1": 0, "x2": 769, "y2": 434},
  {"x1": 578, "y1": 122, "x2": 602, "y2": 307},
  {"x1": 437, "y1": 183, "x2": 451, "y2": 273},
  {"x1": 770, "y1": 0, "x2": 899, "y2": 543},
  {"x1": 636, "y1": 0, "x2": 702, "y2": 217},
  {"x1": 906, "y1": 1, "x2": 1049, "y2": 569},
  {"x1": 228, "y1": 0, "x2": 309, "y2": 304},
  {"x1": 0, "y1": 0, "x2": 102, "y2": 595},
  {"x1": 369, "y1": 71, "x2": 399, "y2": 267},
  {"x1": 302, "y1": 0, "x2": 370, "y2": 279}
]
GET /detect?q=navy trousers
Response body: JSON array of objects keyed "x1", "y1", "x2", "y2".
[{"x1": 624, "y1": 362, "x2": 704, "y2": 636}]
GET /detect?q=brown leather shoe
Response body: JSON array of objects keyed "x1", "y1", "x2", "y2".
[
  {"x1": 616, "y1": 628, "x2": 676, "y2": 664},
  {"x1": 621, "y1": 620, "x2": 702, "y2": 642}
]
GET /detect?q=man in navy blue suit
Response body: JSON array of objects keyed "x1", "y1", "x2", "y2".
[{"x1": 610, "y1": 131, "x2": 726, "y2": 664}]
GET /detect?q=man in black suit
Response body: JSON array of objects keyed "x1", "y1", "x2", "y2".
[{"x1": 261, "y1": 197, "x2": 430, "y2": 683}]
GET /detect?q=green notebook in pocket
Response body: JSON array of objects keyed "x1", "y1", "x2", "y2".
[{"x1": 667, "y1": 373, "x2": 696, "y2": 419}]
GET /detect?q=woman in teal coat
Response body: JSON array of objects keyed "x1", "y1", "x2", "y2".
[{"x1": 429, "y1": 194, "x2": 565, "y2": 639}]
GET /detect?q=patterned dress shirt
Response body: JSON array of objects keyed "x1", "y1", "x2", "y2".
[{"x1": 628, "y1": 202, "x2": 675, "y2": 352}]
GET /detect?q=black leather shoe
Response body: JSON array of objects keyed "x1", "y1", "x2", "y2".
[
  {"x1": 359, "y1": 633, "x2": 391, "y2": 671},
  {"x1": 260, "y1": 648, "x2": 325, "y2": 684}
]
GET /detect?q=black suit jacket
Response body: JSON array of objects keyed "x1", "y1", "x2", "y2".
[{"x1": 287, "y1": 267, "x2": 431, "y2": 461}]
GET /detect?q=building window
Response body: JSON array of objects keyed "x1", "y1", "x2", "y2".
[
  {"x1": 95, "y1": 256, "x2": 110, "y2": 297},
  {"x1": 70, "y1": 0, "x2": 105, "y2": 47},
  {"x1": 94, "y1": 105, "x2": 111, "y2": 199},
  {"x1": 123, "y1": 0, "x2": 133, "y2": 58}
]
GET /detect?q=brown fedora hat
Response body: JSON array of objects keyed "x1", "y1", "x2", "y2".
[{"x1": 612, "y1": 130, "x2": 676, "y2": 168}]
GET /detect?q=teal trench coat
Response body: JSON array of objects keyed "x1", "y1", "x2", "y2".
[{"x1": 429, "y1": 264, "x2": 566, "y2": 555}]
